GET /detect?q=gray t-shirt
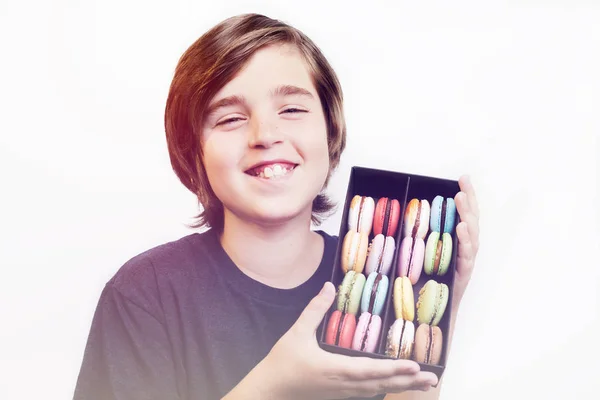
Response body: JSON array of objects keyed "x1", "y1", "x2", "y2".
[{"x1": 73, "y1": 228, "x2": 384, "y2": 400}]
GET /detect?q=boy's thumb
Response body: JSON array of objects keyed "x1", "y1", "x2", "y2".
[{"x1": 293, "y1": 281, "x2": 336, "y2": 335}]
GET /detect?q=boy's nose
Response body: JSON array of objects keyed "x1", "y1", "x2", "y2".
[{"x1": 247, "y1": 119, "x2": 283, "y2": 148}]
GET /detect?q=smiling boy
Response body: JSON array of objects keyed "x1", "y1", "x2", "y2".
[{"x1": 73, "y1": 13, "x2": 480, "y2": 400}]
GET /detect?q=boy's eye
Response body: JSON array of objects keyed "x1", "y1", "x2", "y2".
[
  {"x1": 282, "y1": 108, "x2": 307, "y2": 114},
  {"x1": 215, "y1": 108, "x2": 307, "y2": 127},
  {"x1": 216, "y1": 117, "x2": 244, "y2": 126}
]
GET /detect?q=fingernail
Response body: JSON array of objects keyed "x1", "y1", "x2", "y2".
[
  {"x1": 320, "y1": 281, "x2": 332, "y2": 296},
  {"x1": 424, "y1": 373, "x2": 438, "y2": 386},
  {"x1": 401, "y1": 360, "x2": 420, "y2": 373}
]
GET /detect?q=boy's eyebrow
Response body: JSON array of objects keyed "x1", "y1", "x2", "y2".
[
  {"x1": 206, "y1": 95, "x2": 247, "y2": 116},
  {"x1": 206, "y1": 85, "x2": 314, "y2": 116},
  {"x1": 270, "y1": 84, "x2": 315, "y2": 99}
]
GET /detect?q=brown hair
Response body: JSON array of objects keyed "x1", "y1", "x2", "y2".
[{"x1": 164, "y1": 13, "x2": 346, "y2": 232}]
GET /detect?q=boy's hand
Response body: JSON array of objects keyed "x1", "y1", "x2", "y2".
[
  {"x1": 247, "y1": 282, "x2": 438, "y2": 400},
  {"x1": 452, "y1": 175, "x2": 481, "y2": 309}
]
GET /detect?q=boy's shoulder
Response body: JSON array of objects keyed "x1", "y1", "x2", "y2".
[{"x1": 105, "y1": 230, "x2": 214, "y2": 305}]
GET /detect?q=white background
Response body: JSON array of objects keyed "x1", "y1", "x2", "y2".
[{"x1": 1, "y1": 1, "x2": 598, "y2": 399}]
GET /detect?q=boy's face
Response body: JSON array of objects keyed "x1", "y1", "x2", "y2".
[{"x1": 201, "y1": 43, "x2": 330, "y2": 227}]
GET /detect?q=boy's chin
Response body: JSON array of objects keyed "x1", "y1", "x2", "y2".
[
  {"x1": 223, "y1": 195, "x2": 317, "y2": 227},
  {"x1": 246, "y1": 204, "x2": 313, "y2": 227},
  {"x1": 253, "y1": 210, "x2": 308, "y2": 226}
]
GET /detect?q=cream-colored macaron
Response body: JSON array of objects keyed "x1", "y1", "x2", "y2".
[{"x1": 393, "y1": 276, "x2": 414, "y2": 321}]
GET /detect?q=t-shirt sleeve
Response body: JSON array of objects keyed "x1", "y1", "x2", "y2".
[{"x1": 73, "y1": 282, "x2": 180, "y2": 400}]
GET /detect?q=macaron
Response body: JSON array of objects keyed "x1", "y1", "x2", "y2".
[
  {"x1": 402, "y1": 199, "x2": 430, "y2": 239},
  {"x1": 352, "y1": 312, "x2": 383, "y2": 353},
  {"x1": 413, "y1": 323, "x2": 443, "y2": 365},
  {"x1": 337, "y1": 271, "x2": 367, "y2": 315},
  {"x1": 416, "y1": 280, "x2": 449, "y2": 326},
  {"x1": 348, "y1": 195, "x2": 375, "y2": 234},
  {"x1": 385, "y1": 319, "x2": 415, "y2": 359},
  {"x1": 360, "y1": 272, "x2": 389, "y2": 316},
  {"x1": 373, "y1": 197, "x2": 400, "y2": 237},
  {"x1": 365, "y1": 234, "x2": 396, "y2": 276},
  {"x1": 325, "y1": 310, "x2": 357, "y2": 349},
  {"x1": 430, "y1": 195, "x2": 456, "y2": 234},
  {"x1": 397, "y1": 236, "x2": 425, "y2": 284},
  {"x1": 393, "y1": 276, "x2": 414, "y2": 321},
  {"x1": 341, "y1": 230, "x2": 369, "y2": 274},
  {"x1": 424, "y1": 232, "x2": 452, "y2": 276}
]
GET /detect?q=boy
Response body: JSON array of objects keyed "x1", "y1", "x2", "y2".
[{"x1": 73, "y1": 13, "x2": 480, "y2": 400}]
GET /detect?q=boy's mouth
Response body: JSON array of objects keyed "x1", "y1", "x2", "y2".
[{"x1": 244, "y1": 162, "x2": 298, "y2": 179}]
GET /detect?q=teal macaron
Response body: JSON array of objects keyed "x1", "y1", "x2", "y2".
[
  {"x1": 430, "y1": 195, "x2": 456, "y2": 234},
  {"x1": 337, "y1": 271, "x2": 366, "y2": 315},
  {"x1": 360, "y1": 272, "x2": 389, "y2": 316}
]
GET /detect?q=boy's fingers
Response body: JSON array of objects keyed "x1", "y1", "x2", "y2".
[
  {"x1": 327, "y1": 355, "x2": 421, "y2": 381},
  {"x1": 293, "y1": 281, "x2": 336, "y2": 335}
]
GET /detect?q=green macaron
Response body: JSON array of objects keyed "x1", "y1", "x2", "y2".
[
  {"x1": 424, "y1": 231, "x2": 453, "y2": 276},
  {"x1": 416, "y1": 280, "x2": 449, "y2": 326},
  {"x1": 337, "y1": 271, "x2": 366, "y2": 315}
]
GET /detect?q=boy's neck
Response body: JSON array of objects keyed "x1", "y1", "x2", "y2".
[{"x1": 218, "y1": 209, "x2": 324, "y2": 289}]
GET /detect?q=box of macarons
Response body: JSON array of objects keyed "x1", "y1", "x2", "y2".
[{"x1": 318, "y1": 166, "x2": 460, "y2": 380}]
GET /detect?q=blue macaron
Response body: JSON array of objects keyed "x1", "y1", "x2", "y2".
[
  {"x1": 360, "y1": 272, "x2": 389, "y2": 316},
  {"x1": 430, "y1": 196, "x2": 456, "y2": 234}
]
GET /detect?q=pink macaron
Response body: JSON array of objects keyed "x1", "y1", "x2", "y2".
[
  {"x1": 365, "y1": 234, "x2": 396, "y2": 276},
  {"x1": 352, "y1": 312, "x2": 382, "y2": 353},
  {"x1": 325, "y1": 310, "x2": 357, "y2": 349},
  {"x1": 397, "y1": 236, "x2": 425, "y2": 285}
]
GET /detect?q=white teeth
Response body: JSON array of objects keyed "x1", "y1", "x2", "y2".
[{"x1": 251, "y1": 163, "x2": 295, "y2": 179}]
